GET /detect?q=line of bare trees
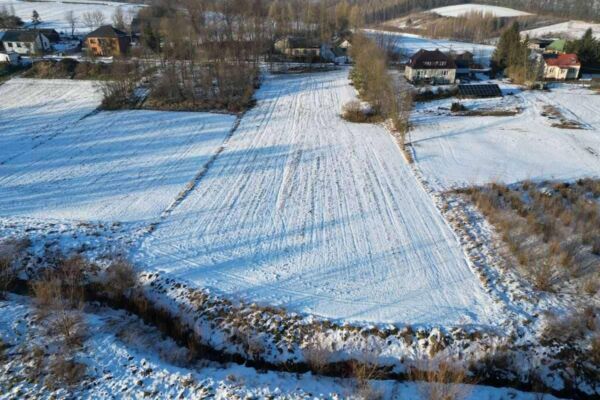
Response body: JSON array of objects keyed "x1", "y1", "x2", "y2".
[{"x1": 348, "y1": 34, "x2": 412, "y2": 145}]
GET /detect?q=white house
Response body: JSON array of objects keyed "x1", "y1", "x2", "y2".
[
  {"x1": 0, "y1": 51, "x2": 20, "y2": 65},
  {"x1": 0, "y1": 30, "x2": 51, "y2": 55},
  {"x1": 543, "y1": 53, "x2": 581, "y2": 80},
  {"x1": 404, "y1": 49, "x2": 457, "y2": 85}
]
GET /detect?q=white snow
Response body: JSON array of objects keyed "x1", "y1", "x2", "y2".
[
  {"x1": 523, "y1": 20, "x2": 600, "y2": 40},
  {"x1": 366, "y1": 30, "x2": 496, "y2": 66},
  {"x1": 429, "y1": 4, "x2": 531, "y2": 18},
  {"x1": 0, "y1": 79, "x2": 237, "y2": 222},
  {"x1": 0, "y1": 0, "x2": 142, "y2": 33},
  {"x1": 0, "y1": 296, "x2": 567, "y2": 399},
  {"x1": 410, "y1": 84, "x2": 600, "y2": 191},
  {"x1": 138, "y1": 68, "x2": 500, "y2": 326}
]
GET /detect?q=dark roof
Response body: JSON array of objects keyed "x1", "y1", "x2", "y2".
[
  {"x1": 37, "y1": 29, "x2": 60, "y2": 42},
  {"x1": 409, "y1": 49, "x2": 456, "y2": 69},
  {"x1": 458, "y1": 84, "x2": 502, "y2": 98},
  {"x1": 279, "y1": 36, "x2": 320, "y2": 49},
  {"x1": 0, "y1": 30, "x2": 42, "y2": 43},
  {"x1": 86, "y1": 25, "x2": 128, "y2": 39}
]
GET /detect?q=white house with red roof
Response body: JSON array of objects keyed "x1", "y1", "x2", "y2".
[{"x1": 543, "y1": 53, "x2": 581, "y2": 80}]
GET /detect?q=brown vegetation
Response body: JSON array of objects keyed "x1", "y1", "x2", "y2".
[
  {"x1": 408, "y1": 360, "x2": 471, "y2": 400},
  {"x1": 0, "y1": 237, "x2": 30, "y2": 297},
  {"x1": 349, "y1": 358, "x2": 384, "y2": 400},
  {"x1": 23, "y1": 59, "x2": 138, "y2": 80},
  {"x1": 349, "y1": 33, "x2": 412, "y2": 144},
  {"x1": 459, "y1": 180, "x2": 600, "y2": 295},
  {"x1": 302, "y1": 335, "x2": 333, "y2": 374}
]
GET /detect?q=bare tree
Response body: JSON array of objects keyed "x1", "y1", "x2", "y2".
[
  {"x1": 65, "y1": 11, "x2": 77, "y2": 37},
  {"x1": 112, "y1": 7, "x2": 126, "y2": 31},
  {"x1": 31, "y1": 9, "x2": 41, "y2": 26},
  {"x1": 82, "y1": 10, "x2": 105, "y2": 31}
]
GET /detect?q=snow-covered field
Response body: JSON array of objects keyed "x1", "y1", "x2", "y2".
[
  {"x1": 523, "y1": 20, "x2": 600, "y2": 39},
  {"x1": 410, "y1": 84, "x2": 600, "y2": 191},
  {"x1": 138, "y1": 68, "x2": 500, "y2": 326},
  {"x1": 0, "y1": 0, "x2": 142, "y2": 33},
  {"x1": 429, "y1": 4, "x2": 531, "y2": 18},
  {"x1": 0, "y1": 79, "x2": 236, "y2": 222},
  {"x1": 366, "y1": 30, "x2": 495, "y2": 65}
]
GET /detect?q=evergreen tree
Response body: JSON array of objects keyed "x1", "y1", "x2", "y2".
[
  {"x1": 492, "y1": 21, "x2": 521, "y2": 72},
  {"x1": 567, "y1": 28, "x2": 600, "y2": 67}
]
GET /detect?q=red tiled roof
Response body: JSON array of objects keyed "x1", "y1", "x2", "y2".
[{"x1": 545, "y1": 53, "x2": 580, "y2": 68}]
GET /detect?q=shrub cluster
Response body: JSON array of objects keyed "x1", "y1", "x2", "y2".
[
  {"x1": 460, "y1": 179, "x2": 600, "y2": 295},
  {"x1": 349, "y1": 33, "x2": 412, "y2": 138}
]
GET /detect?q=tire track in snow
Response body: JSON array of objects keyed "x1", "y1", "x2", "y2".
[{"x1": 141, "y1": 115, "x2": 243, "y2": 237}]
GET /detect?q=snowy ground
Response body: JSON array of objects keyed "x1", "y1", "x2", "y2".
[
  {"x1": 410, "y1": 83, "x2": 600, "y2": 191},
  {"x1": 365, "y1": 30, "x2": 495, "y2": 66},
  {"x1": 0, "y1": 296, "x2": 566, "y2": 400},
  {"x1": 429, "y1": 4, "x2": 531, "y2": 18},
  {"x1": 523, "y1": 20, "x2": 600, "y2": 40},
  {"x1": 0, "y1": 79, "x2": 237, "y2": 222},
  {"x1": 0, "y1": 0, "x2": 142, "y2": 34},
  {"x1": 137, "y1": 68, "x2": 501, "y2": 327}
]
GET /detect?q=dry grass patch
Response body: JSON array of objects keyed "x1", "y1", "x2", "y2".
[
  {"x1": 0, "y1": 237, "x2": 30, "y2": 297},
  {"x1": 302, "y1": 335, "x2": 334, "y2": 374},
  {"x1": 408, "y1": 360, "x2": 471, "y2": 400},
  {"x1": 103, "y1": 259, "x2": 137, "y2": 300},
  {"x1": 341, "y1": 100, "x2": 381, "y2": 123},
  {"x1": 350, "y1": 359, "x2": 384, "y2": 400},
  {"x1": 459, "y1": 180, "x2": 600, "y2": 295}
]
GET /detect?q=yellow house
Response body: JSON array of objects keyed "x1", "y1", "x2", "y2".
[{"x1": 85, "y1": 25, "x2": 130, "y2": 57}]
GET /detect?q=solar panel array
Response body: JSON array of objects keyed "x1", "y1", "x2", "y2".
[{"x1": 458, "y1": 84, "x2": 502, "y2": 98}]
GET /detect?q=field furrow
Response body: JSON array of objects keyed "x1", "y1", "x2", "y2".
[{"x1": 139, "y1": 69, "x2": 500, "y2": 326}]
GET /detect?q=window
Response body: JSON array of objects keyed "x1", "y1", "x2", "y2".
[
  {"x1": 16, "y1": 43, "x2": 22, "y2": 48},
  {"x1": 7, "y1": 42, "x2": 13, "y2": 48}
]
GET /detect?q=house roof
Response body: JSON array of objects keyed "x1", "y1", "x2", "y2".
[
  {"x1": 278, "y1": 36, "x2": 320, "y2": 49},
  {"x1": 0, "y1": 30, "x2": 42, "y2": 43},
  {"x1": 544, "y1": 53, "x2": 580, "y2": 68},
  {"x1": 37, "y1": 29, "x2": 60, "y2": 42},
  {"x1": 409, "y1": 49, "x2": 456, "y2": 69},
  {"x1": 86, "y1": 25, "x2": 128, "y2": 39},
  {"x1": 547, "y1": 39, "x2": 566, "y2": 52}
]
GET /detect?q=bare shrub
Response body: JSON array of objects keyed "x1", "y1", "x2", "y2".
[
  {"x1": 49, "y1": 310, "x2": 86, "y2": 348},
  {"x1": 592, "y1": 237, "x2": 600, "y2": 256},
  {"x1": 47, "y1": 354, "x2": 86, "y2": 389},
  {"x1": 104, "y1": 259, "x2": 137, "y2": 299},
  {"x1": 342, "y1": 100, "x2": 373, "y2": 123},
  {"x1": 532, "y1": 262, "x2": 553, "y2": 292},
  {"x1": 463, "y1": 180, "x2": 600, "y2": 297},
  {"x1": 31, "y1": 275, "x2": 63, "y2": 317},
  {"x1": 349, "y1": 357, "x2": 384, "y2": 400},
  {"x1": 590, "y1": 335, "x2": 600, "y2": 365},
  {"x1": 0, "y1": 237, "x2": 29, "y2": 296},
  {"x1": 583, "y1": 278, "x2": 599, "y2": 296},
  {"x1": 302, "y1": 335, "x2": 333, "y2": 374},
  {"x1": 0, "y1": 254, "x2": 16, "y2": 298},
  {"x1": 541, "y1": 311, "x2": 588, "y2": 343},
  {"x1": 31, "y1": 255, "x2": 89, "y2": 347},
  {"x1": 409, "y1": 359, "x2": 470, "y2": 400}
]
